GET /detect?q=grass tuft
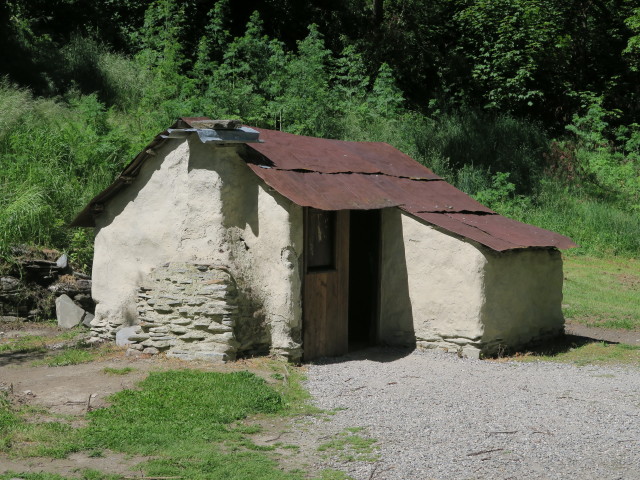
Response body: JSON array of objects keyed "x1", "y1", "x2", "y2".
[
  {"x1": 33, "y1": 349, "x2": 95, "y2": 367},
  {"x1": 318, "y1": 428, "x2": 378, "y2": 462},
  {"x1": 101, "y1": 366, "x2": 135, "y2": 375}
]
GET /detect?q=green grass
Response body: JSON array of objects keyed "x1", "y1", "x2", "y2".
[
  {"x1": 1, "y1": 368, "x2": 331, "y2": 479},
  {"x1": 0, "y1": 471, "x2": 120, "y2": 480},
  {"x1": 84, "y1": 370, "x2": 284, "y2": 454},
  {"x1": 503, "y1": 180, "x2": 640, "y2": 257},
  {"x1": 0, "y1": 390, "x2": 80, "y2": 458},
  {"x1": 511, "y1": 341, "x2": 640, "y2": 367},
  {"x1": 318, "y1": 428, "x2": 378, "y2": 462},
  {"x1": 101, "y1": 366, "x2": 134, "y2": 375},
  {"x1": 562, "y1": 255, "x2": 640, "y2": 330},
  {"x1": 32, "y1": 349, "x2": 95, "y2": 367},
  {"x1": 0, "y1": 329, "x2": 86, "y2": 355},
  {"x1": 0, "y1": 335, "x2": 47, "y2": 354}
]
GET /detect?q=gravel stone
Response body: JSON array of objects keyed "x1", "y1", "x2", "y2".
[{"x1": 304, "y1": 347, "x2": 640, "y2": 480}]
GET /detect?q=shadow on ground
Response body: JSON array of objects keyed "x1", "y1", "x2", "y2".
[
  {"x1": 307, "y1": 346, "x2": 415, "y2": 365},
  {"x1": 0, "y1": 348, "x2": 48, "y2": 367}
]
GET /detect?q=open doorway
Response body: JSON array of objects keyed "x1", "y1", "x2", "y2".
[{"x1": 348, "y1": 209, "x2": 381, "y2": 350}]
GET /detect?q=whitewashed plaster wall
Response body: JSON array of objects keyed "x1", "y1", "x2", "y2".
[
  {"x1": 480, "y1": 248, "x2": 564, "y2": 353},
  {"x1": 379, "y1": 209, "x2": 564, "y2": 357},
  {"x1": 91, "y1": 135, "x2": 304, "y2": 358}
]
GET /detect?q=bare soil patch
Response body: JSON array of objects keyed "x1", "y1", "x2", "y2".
[{"x1": 565, "y1": 319, "x2": 640, "y2": 346}]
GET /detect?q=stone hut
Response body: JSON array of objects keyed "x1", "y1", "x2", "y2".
[{"x1": 72, "y1": 117, "x2": 576, "y2": 361}]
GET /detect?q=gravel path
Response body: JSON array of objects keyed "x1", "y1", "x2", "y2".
[{"x1": 305, "y1": 348, "x2": 640, "y2": 480}]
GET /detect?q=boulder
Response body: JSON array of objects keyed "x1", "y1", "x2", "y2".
[{"x1": 55, "y1": 294, "x2": 86, "y2": 328}]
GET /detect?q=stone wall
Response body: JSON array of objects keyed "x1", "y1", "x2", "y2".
[{"x1": 122, "y1": 263, "x2": 268, "y2": 362}]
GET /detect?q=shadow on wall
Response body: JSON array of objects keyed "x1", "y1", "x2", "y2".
[
  {"x1": 379, "y1": 208, "x2": 416, "y2": 350},
  {"x1": 96, "y1": 144, "x2": 166, "y2": 230},
  {"x1": 219, "y1": 147, "x2": 259, "y2": 236}
]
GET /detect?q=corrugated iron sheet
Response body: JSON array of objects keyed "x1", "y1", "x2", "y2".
[
  {"x1": 413, "y1": 212, "x2": 576, "y2": 251},
  {"x1": 248, "y1": 166, "x2": 493, "y2": 213},
  {"x1": 72, "y1": 117, "x2": 577, "y2": 252},
  {"x1": 247, "y1": 128, "x2": 441, "y2": 179}
]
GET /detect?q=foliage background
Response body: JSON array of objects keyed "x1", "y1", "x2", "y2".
[{"x1": 1, "y1": 0, "x2": 639, "y2": 262}]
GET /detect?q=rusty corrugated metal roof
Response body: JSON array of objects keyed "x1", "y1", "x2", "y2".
[
  {"x1": 245, "y1": 166, "x2": 493, "y2": 213},
  {"x1": 411, "y1": 212, "x2": 576, "y2": 251},
  {"x1": 72, "y1": 117, "x2": 577, "y2": 252},
  {"x1": 247, "y1": 128, "x2": 441, "y2": 179}
]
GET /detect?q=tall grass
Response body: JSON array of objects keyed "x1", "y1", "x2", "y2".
[
  {"x1": 503, "y1": 180, "x2": 640, "y2": 257},
  {"x1": 0, "y1": 81, "x2": 135, "y2": 254}
]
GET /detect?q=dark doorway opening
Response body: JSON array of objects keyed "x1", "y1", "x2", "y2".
[{"x1": 348, "y1": 209, "x2": 381, "y2": 350}]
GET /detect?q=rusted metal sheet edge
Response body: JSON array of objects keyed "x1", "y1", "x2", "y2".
[
  {"x1": 448, "y1": 213, "x2": 578, "y2": 250},
  {"x1": 407, "y1": 210, "x2": 521, "y2": 251},
  {"x1": 256, "y1": 165, "x2": 444, "y2": 181},
  {"x1": 246, "y1": 134, "x2": 441, "y2": 180},
  {"x1": 241, "y1": 146, "x2": 439, "y2": 180},
  {"x1": 252, "y1": 170, "x2": 402, "y2": 210},
  {"x1": 408, "y1": 210, "x2": 577, "y2": 251}
]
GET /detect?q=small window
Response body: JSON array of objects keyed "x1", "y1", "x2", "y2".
[{"x1": 306, "y1": 209, "x2": 336, "y2": 271}]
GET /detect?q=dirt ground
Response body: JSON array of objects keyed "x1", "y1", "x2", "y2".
[
  {"x1": 1, "y1": 319, "x2": 639, "y2": 478},
  {"x1": 564, "y1": 319, "x2": 640, "y2": 345}
]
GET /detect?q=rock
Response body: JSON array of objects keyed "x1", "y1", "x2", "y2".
[
  {"x1": 141, "y1": 339, "x2": 170, "y2": 349},
  {"x1": 128, "y1": 333, "x2": 150, "y2": 342},
  {"x1": 149, "y1": 326, "x2": 169, "y2": 333},
  {"x1": 0, "y1": 277, "x2": 20, "y2": 292},
  {"x1": 171, "y1": 318, "x2": 192, "y2": 325},
  {"x1": 55, "y1": 294, "x2": 86, "y2": 328},
  {"x1": 181, "y1": 331, "x2": 207, "y2": 341},
  {"x1": 142, "y1": 347, "x2": 159, "y2": 355},
  {"x1": 56, "y1": 253, "x2": 68, "y2": 269},
  {"x1": 193, "y1": 318, "x2": 210, "y2": 329},
  {"x1": 462, "y1": 345, "x2": 481, "y2": 360},
  {"x1": 207, "y1": 322, "x2": 233, "y2": 333},
  {"x1": 193, "y1": 351, "x2": 227, "y2": 362},
  {"x1": 126, "y1": 348, "x2": 142, "y2": 357},
  {"x1": 166, "y1": 350, "x2": 194, "y2": 360},
  {"x1": 82, "y1": 312, "x2": 94, "y2": 327},
  {"x1": 0, "y1": 316, "x2": 22, "y2": 323},
  {"x1": 115, "y1": 326, "x2": 139, "y2": 346}
]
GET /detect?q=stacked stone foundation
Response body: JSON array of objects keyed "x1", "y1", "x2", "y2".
[{"x1": 121, "y1": 263, "x2": 263, "y2": 362}]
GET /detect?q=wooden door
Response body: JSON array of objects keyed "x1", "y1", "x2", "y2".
[{"x1": 303, "y1": 209, "x2": 350, "y2": 360}]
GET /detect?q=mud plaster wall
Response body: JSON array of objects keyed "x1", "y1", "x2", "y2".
[
  {"x1": 90, "y1": 135, "x2": 304, "y2": 359},
  {"x1": 403, "y1": 211, "x2": 488, "y2": 350},
  {"x1": 379, "y1": 209, "x2": 563, "y2": 357},
  {"x1": 480, "y1": 249, "x2": 564, "y2": 353}
]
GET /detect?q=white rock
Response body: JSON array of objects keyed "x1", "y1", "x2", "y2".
[{"x1": 55, "y1": 294, "x2": 86, "y2": 328}]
